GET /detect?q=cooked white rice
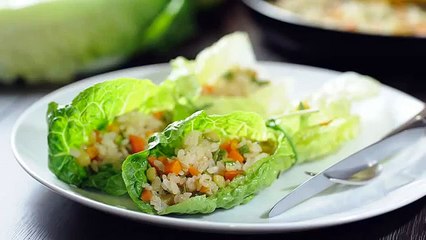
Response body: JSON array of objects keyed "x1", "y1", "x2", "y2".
[
  {"x1": 70, "y1": 111, "x2": 166, "y2": 171},
  {"x1": 202, "y1": 67, "x2": 269, "y2": 97},
  {"x1": 143, "y1": 130, "x2": 272, "y2": 212}
]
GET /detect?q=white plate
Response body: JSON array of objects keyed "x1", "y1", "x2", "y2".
[{"x1": 11, "y1": 62, "x2": 426, "y2": 233}]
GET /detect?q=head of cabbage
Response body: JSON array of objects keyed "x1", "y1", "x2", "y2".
[{"x1": 0, "y1": 0, "x2": 195, "y2": 84}]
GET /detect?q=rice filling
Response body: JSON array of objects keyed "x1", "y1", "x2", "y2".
[
  {"x1": 140, "y1": 130, "x2": 273, "y2": 212},
  {"x1": 70, "y1": 111, "x2": 168, "y2": 171}
]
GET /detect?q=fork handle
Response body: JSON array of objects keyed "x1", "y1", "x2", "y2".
[{"x1": 383, "y1": 107, "x2": 426, "y2": 139}]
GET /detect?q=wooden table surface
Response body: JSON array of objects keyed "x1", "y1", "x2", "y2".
[{"x1": 2, "y1": 2, "x2": 426, "y2": 239}]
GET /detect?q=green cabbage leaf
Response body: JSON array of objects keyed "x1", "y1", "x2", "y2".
[
  {"x1": 47, "y1": 76, "x2": 199, "y2": 195},
  {"x1": 47, "y1": 78, "x2": 158, "y2": 194},
  {"x1": 0, "y1": 0, "x2": 194, "y2": 84},
  {"x1": 278, "y1": 72, "x2": 380, "y2": 162},
  {"x1": 122, "y1": 111, "x2": 296, "y2": 214},
  {"x1": 167, "y1": 32, "x2": 291, "y2": 118}
]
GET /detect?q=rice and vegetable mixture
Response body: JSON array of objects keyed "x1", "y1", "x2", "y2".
[
  {"x1": 140, "y1": 130, "x2": 273, "y2": 212},
  {"x1": 70, "y1": 111, "x2": 169, "y2": 171},
  {"x1": 201, "y1": 67, "x2": 269, "y2": 97}
]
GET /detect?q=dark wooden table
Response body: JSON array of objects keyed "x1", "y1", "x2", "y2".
[{"x1": 2, "y1": 2, "x2": 426, "y2": 239}]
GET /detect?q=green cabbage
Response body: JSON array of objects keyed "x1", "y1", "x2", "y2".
[
  {"x1": 47, "y1": 77, "x2": 198, "y2": 195},
  {"x1": 163, "y1": 33, "x2": 379, "y2": 164},
  {"x1": 0, "y1": 0, "x2": 194, "y2": 84},
  {"x1": 47, "y1": 78, "x2": 157, "y2": 194},
  {"x1": 197, "y1": 82, "x2": 291, "y2": 118},
  {"x1": 282, "y1": 115, "x2": 360, "y2": 163},
  {"x1": 279, "y1": 72, "x2": 380, "y2": 162},
  {"x1": 179, "y1": 32, "x2": 256, "y2": 85},
  {"x1": 144, "y1": 58, "x2": 201, "y2": 122},
  {"x1": 167, "y1": 32, "x2": 291, "y2": 118},
  {"x1": 122, "y1": 111, "x2": 296, "y2": 215},
  {"x1": 163, "y1": 31, "x2": 365, "y2": 164}
]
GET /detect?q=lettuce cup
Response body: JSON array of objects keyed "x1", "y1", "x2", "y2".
[{"x1": 122, "y1": 111, "x2": 296, "y2": 215}]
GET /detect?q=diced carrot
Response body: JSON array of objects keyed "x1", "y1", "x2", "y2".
[
  {"x1": 224, "y1": 170, "x2": 242, "y2": 181},
  {"x1": 129, "y1": 135, "x2": 145, "y2": 153},
  {"x1": 188, "y1": 166, "x2": 199, "y2": 176},
  {"x1": 148, "y1": 156, "x2": 168, "y2": 173},
  {"x1": 140, "y1": 188, "x2": 152, "y2": 202},
  {"x1": 221, "y1": 139, "x2": 239, "y2": 153},
  {"x1": 228, "y1": 150, "x2": 244, "y2": 163},
  {"x1": 148, "y1": 156, "x2": 157, "y2": 166},
  {"x1": 95, "y1": 131, "x2": 102, "y2": 143},
  {"x1": 199, "y1": 186, "x2": 209, "y2": 194},
  {"x1": 158, "y1": 156, "x2": 168, "y2": 163},
  {"x1": 153, "y1": 111, "x2": 164, "y2": 120},
  {"x1": 202, "y1": 84, "x2": 214, "y2": 95},
  {"x1": 107, "y1": 123, "x2": 120, "y2": 133},
  {"x1": 165, "y1": 160, "x2": 182, "y2": 175},
  {"x1": 86, "y1": 146, "x2": 98, "y2": 160},
  {"x1": 220, "y1": 141, "x2": 231, "y2": 152}
]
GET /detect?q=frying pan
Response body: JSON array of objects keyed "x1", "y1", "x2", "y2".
[{"x1": 242, "y1": 0, "x2": 426, "y2": 89}]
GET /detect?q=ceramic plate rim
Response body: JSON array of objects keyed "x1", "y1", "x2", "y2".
[{"x1": 11, "y1": 62, "x2": 426, "y2": 233}]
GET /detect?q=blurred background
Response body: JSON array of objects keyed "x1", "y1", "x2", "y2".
[{"x1": 0, "y1": 0, "x2": 425, "y2": 100}]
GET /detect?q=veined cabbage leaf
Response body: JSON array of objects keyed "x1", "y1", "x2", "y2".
[
  {"x1": 122, "y1": 111, "x2": 296, "y2": 214},
  {"x1": 0, "y1": 0, "x2": 194, "y2": 84}
]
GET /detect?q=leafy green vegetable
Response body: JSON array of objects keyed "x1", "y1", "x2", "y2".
[
  {"x1": 0, "y1": 0, "x2": 194, "y2": 84},
  {"x1": 286, "y1": 116, "x2": 359, "y2": 162},
  {"x1": 166, "y1": 32, "x2": 291, "y2": 118},
  {"x1": 47, "y1": 74, "x2": 201, "y2": 195},
  {"x1": 144, "y1": 58, "x2": 201, "y2": 121},
  {"x1": 214, "y1": 132, "x2": 294, "y2": 210},
  {"x1": 47, "y1": 78, "x2": 158, "y2": 193},
  {"x1": 185, "y1": 32, "x2": 256, "y2": 85},
  {"x1": 82, "y1": 165, "x2": 127, "y2": 196},
  {"x1": 277, "y1": 72, "x2": 380, "y2": 162},
  {"x1": 238, "y1": 145, "x2": 250, "y2": 155},
  {"x1": 213, "y1": 149, "x2": 226, "y2": 162},
  {"x1": 121, "y1": 150, "x2": 155, "y2": 213},
  {"x1": 168, "y1": 33, "x2": 379, "y2": 165},
  {"x1": 198, "y1": 82, "x2": 291, "y2": 118},
  {"x1": 162, "y1": 195, "x2": 217, "y2": 214},
  {"x1": 122, "y1": 111, "x2": 296, "y2": 215},
  {"x1": 150, "y1": 111, "x2": 270, "y2": 153}
]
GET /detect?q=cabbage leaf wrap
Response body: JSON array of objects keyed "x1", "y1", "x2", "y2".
[
  {"x1": 278, "y1": 72, "x2": 380, "y2": 162},
  {"x1": 122, "y1": 111, "x2": 296, "y2": 214},
  {"x1": 168, "y1": 32, "x2": 379, "y2": 163},
  {"x1": 47, "y1": 77, "x2": 198, "y2": 195},
  {"x1": 167, "y1": 32, "x2": 291, "y2": 119}
]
